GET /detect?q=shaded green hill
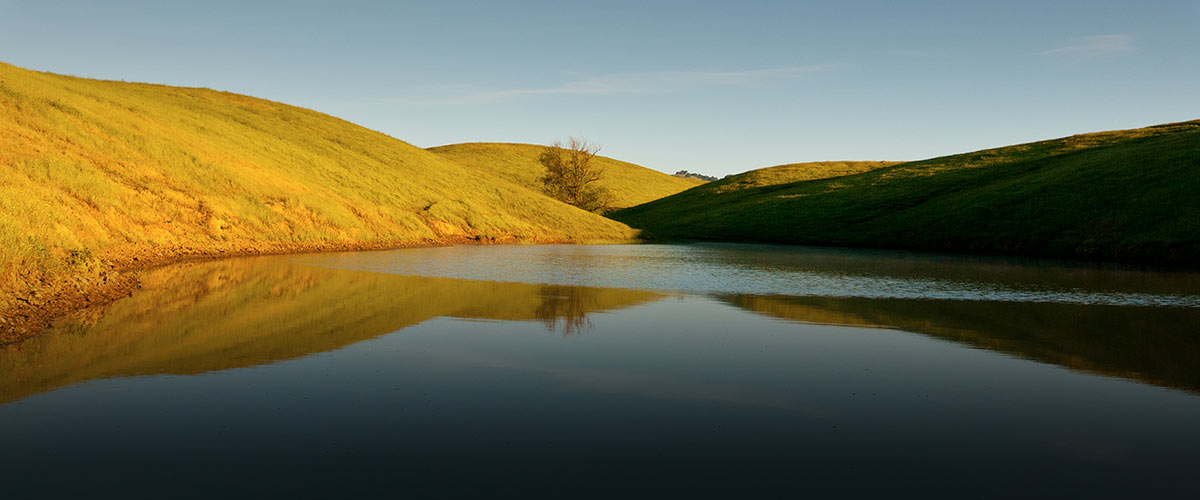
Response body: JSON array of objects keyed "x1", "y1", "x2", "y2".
[
  {"x1": 613, "y1": 121, "x2": 1200, "y2": 264},
  {"x1": 428, "y1": 142, "x2": 705, "y2": 208}
]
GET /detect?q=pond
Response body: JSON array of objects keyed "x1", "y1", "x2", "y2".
[{"x1": 2, "y1": 243, "x2": 1199, "y2": 497}]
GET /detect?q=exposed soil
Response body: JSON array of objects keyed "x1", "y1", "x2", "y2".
[
  {"x1": 0, "y1": 235, "x2": 574, "y2": 345},
  {"x1": 1, "y1": 267, "x2": 139, "y2": 345}
]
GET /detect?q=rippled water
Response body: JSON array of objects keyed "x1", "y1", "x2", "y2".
[
  {"x1": 1, "y1": 243, "x2": 1199, "y2": 498},
  {"x1": 295, "y1": 243, "x2": 1200, "y2": 307}
]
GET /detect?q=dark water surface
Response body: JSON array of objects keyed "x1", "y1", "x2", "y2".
[{"x1": 2, "y1": 244, "x2": 1200, "y2": 498}]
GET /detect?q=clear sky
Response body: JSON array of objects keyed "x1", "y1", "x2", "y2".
[{"x1": 2, "y1": 0, "x2": 1198, "y2": 176}]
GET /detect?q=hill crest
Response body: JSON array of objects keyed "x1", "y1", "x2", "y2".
[{"x1": 429, "y1": 142, "x2": 704, "y2": 209}]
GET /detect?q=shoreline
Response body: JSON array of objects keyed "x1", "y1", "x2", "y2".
[
  {"x1": 0, "y1": 235, "x2": 630, "y2": 346},
  {"x1": 7, "y1": 234, "x2": 1196, "y2": 346}
]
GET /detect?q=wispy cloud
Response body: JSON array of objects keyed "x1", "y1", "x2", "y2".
[
  {"x1": 384, "y1": 64, "x2": 843, "y2": 106},
  {"x1": 1040, "y1": 34, "x2": 1136, "y2": 57}
]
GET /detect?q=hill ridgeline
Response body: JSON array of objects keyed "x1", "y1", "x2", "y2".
[{"x1": 613, "y1": 121, "x2": 1200, "y2": 264}]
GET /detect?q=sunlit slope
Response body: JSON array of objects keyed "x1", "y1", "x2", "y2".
[
  {"x1": 0, "y1": 62, "x2": 636, "y2": 279},
  {"x1": 428, "y1": 142, "x2": 705, "y2": 208},
  {"x1": 0, "y1": 257, "x2": 663, "y2": 404},
  {"x1": 614, "y1": 121, "x2": 1200, "y2": 263},
  {"x1": 711, "y1": 161, "x2": 898, "y2": 192}
]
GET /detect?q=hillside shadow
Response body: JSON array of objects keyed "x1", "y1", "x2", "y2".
[{"x1": 719, "y1": 293, "x2": 1200, "y2": 393}]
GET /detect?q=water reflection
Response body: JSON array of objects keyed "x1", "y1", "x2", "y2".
[
  {"x1": 700, "y1": 244, "x2": 1200, "y2": 306},
  {"x1": 4, "y1": 245, "x2": 1200, "y2": 497},
  {"x1": 535, "y1": 286, "x2": 603, "y2": 336},
  {"x1": 4, "y1": 244, "x2": 1200, "y2": 406},
  {"x1": 300, "y1": 243, "x2": 1200, "y2": 306},
  {"x1": 720, "y1": 294, "x2": 1200, "y2": 392},
  {"x1": 0, "y1": 257, "x2": 662, "y2": 404}
]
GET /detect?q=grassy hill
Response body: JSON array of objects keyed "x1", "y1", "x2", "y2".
[
  {"x1": 613, "y1": 121, "x2": 1200, "y2": 264},
  {"x1": 428, "y1": 142, "x2": 705, "y2": 209},
  {"x1": 0, "y1": 62, "x2": 639, "y2": 329}
]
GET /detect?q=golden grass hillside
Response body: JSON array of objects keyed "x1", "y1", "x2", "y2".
[
  {"x1": 0, "y1": 62, "x2": 638, "y2": 319},
  {"x1": 428, "y1": 142, "x2": 705, "y2": 209}
]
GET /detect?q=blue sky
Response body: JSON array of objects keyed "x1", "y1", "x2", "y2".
[{"x1": 2, "y1": 0, "x2": 1198, "y2": 175}]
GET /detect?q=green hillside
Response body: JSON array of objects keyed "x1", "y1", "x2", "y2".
[
  {"x1": 428, "y1": 142, "x2": 705, "y2": 208},
  {"x1": 0, "y1": 63, "x2": 638, "y2": 295},
  {"x1": 613, "y1": 121, "x2": 1200, "y2": 264}
]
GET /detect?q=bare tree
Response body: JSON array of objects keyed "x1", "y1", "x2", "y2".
[{"x1": 539, "y1": 137, "x2": 614, "y2": 213}]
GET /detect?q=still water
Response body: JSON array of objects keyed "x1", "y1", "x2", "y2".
[{"x1": 2, "y1": 243, "x2": 1199, "y2": 497}]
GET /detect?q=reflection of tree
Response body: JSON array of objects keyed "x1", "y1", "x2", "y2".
[
  {"x1": 0, "y1": 258, "x2": 664, "y2": 405},
  {"x1": 535, "y1": 286, "x2": 595, "y2": 337},
  {"x1": 57, "y1": 304, "x2": 110, "y2": 337}
]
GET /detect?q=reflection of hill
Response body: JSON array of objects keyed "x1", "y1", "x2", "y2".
[
  {"x1": 0, "y1": 257, "x2": 662, "y2": 404},
  {"x1": 722, "y1": 294, "x2": 1200, "y2": 393}
]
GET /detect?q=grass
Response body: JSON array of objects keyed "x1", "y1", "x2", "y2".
[
  {"x1": 428, "y1": 142, "x2": 705, "y2": 209},
  {"x1": 0, "y1": 62, "x2": 638, "y2": 287},
  {"x1": 613, "y1": 121, "x2": 1200, "y2": 264}
]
